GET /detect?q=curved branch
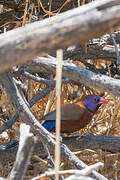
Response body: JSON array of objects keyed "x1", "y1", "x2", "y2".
[{"x1": 26, "y1": 57, "x2": 120, "y2": 97}]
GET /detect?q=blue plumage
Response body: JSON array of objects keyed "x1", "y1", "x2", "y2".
[{"x1": 43, "y1": 120, "x2": 56, "y2": 131}]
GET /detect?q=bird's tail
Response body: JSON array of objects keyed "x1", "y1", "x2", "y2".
[{"x1": 42, "y1": 120, "x2": 56, "y2": 132}]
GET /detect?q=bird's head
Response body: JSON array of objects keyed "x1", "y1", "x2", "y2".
[{"x1": 83, "y1": 95, "x2": 108, "y2": 112}]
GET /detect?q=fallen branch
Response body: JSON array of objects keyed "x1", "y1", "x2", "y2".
[
  {"x1": 0, "y1": 0, "x2": 120, "y2": 72},
  {"x1": 33, "y1": 162, "x2": 103, "y2": 179},
  {"x1": 8, "y1": 124, "x2": 35, "y2": 180},
  {"x1": 26, "y1": 57, "x2": 120, "y2": 97},
  {"x1": 1, "y1": 134, "x2": 120, "y2": 161}
]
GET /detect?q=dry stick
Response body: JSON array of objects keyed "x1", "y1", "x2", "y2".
[
  {"x1": 110, "y1": 33, "x2": 120, "y2": 64},
  {"x1": 55, "y1": 49, "x2": 63, "y2": 180},
  {"x1": 29, "y1": 3, "x2": 34, "y2": 23},
  {"x1": 27, "y1": 57, "x2": 120, "y2": 97},
  {"x1": 0, "y1": 72, "x2": 107, "y2": 180},
  {"x1": 0, "y1": 0, "x2": 120, "y2": 72},
  {"x1": 64, "y1": 175, "x2": 93, "y2": 180},
  {"x1": 8, "y1": 123, "x2": 35, "y2": 180},
  {"x1": 42, "y1": 143, "x2": 55, "y2": 167},
  {"x1": 65, "y1": 177, "x2": 93, "y2": 180},
  {"x1": 43, "y1": 76, "x2": 56, "y2": 115},
  {"x1": 23, "y1": 71, "x2": 56, "y2": 86},
  {"x1": 44, "y1": 89, "x2": 55, "y2": 115},
  {"x1": 31, "y1": 162, "x2": 103, "y2": 180},
  {"x1": 27, "y1": 79, "x2": 32, "y2": 100},
  {"x1": 22, "y1": 0, "x2": 29, "y2": 26},
  {"x1": 69, "y1": 163, "x2": 104, "y2": 176},
  {"x1": 13, "y1": 78, "x2": 28, "y2": 92},
  {"x1": 49, "y1": 0, "x2": 52, "y2": 17}
]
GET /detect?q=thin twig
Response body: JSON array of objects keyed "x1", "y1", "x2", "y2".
[
  {"x1": 110, "y1": 33, "x2": 120, "y2": 64},
  {"x1": 55, "y1": 49, "x2": 63, "y2": 180},
  {"x1": 43, "y1": 143, "x2": 55, "y2": 167}
]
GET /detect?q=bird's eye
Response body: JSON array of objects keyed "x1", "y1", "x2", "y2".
[{"x1": 93, "y1": 98, "x2": 99, "y2": 102}]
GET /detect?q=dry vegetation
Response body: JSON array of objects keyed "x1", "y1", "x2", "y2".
[{"x1": 0, "y1": 0, "x2": 120, "y2": 179}]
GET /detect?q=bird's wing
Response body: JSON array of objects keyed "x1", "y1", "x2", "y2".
[
  {"x1": 41, "y1": 103, "x2": 85, "y2": 121},
  {"x1": 61, "y1": 103, "x2": 85, "y2": 120}
]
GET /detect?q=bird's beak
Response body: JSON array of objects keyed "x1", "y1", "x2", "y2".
[{"x1": 99, "y1": 98, "x2": 108, "y2": 104}]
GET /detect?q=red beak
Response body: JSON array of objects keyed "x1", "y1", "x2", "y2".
[{"x1": 99, "y1": 99, "x2": 108, "y2": 104}]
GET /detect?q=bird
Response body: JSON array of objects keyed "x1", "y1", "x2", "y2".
[{"x1": 41, "y1": 95, "x2": 108, "y2": 133}]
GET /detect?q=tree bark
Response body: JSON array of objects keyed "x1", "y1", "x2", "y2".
[{"x1": 0, "y1": 0, "x2": 120, "y2": 72}]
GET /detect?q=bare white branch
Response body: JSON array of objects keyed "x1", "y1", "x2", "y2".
[
  {"x1": 8, "y1": 123, "x2": 35, "y2": 180},
  {"x1": 0, "y1": 0, "x2": 120, "y2": 72}
]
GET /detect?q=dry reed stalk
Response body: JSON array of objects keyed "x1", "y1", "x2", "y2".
[{"x1": 55, "y1": 49, "x2": 63, "y2": 180}]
